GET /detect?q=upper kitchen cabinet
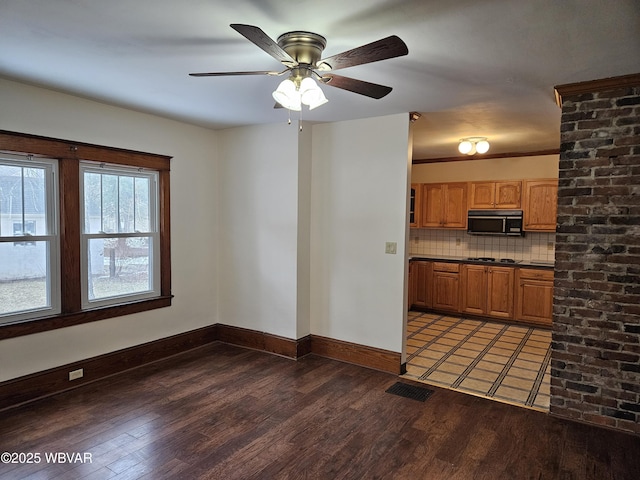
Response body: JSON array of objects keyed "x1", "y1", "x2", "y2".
[
  {"x1": 523, "y1": 179, "x2": 558, "y2": 231},
  {"x1": 469, "y1": 181, "x2": 521, "y2": 209},
  {"x1": 409, "y1": 183, "x2": 422, "y2": 228},
  {"x1": 421, "y1": 182, "x2": 467, "y2": 229}
]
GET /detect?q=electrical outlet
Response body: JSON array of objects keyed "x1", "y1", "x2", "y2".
[
  {"x1": 547, "y1": 242, "x2": 554, "y2": 251},
  {"x1": 456, "y1": 238, "x2": 461, "y2": 246},
  {"x1": 385, "y1": 242, "x2": 397, "y2": 254},
  {"x1": 69, "y1": 368, "x2": 84, "y2": 381}
]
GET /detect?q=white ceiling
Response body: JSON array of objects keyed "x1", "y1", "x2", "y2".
[{"x1": 1, "y1": 0, "x2": 639, "y2": 159}]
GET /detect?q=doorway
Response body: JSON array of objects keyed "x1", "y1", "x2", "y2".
[{"x1": 403, "y1": 311, "x2": 551, "y2": 410}]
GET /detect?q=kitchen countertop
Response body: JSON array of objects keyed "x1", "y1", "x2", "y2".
[{"x1": 408, "y1": 255, "x2": 554, "y2": 269}]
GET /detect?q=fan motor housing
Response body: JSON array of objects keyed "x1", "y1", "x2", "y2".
[{"x1": 277, "y1": 31, "x2": 326, "y2": 66}]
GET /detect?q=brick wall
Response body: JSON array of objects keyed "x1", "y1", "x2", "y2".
[{"x1": 552, "y1": 76, "x2": 640, "y2": 435}]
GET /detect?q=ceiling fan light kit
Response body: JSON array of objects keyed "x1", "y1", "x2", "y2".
[
  {"x1": 190, "y1": 24, "x2": 408, "y2": 118},
  {"x1": 458, "y1": 137, "x2": 490, "y2": 155},
  {"x1": 272, "y1": 76, "x2": 328, "y2": 111}
]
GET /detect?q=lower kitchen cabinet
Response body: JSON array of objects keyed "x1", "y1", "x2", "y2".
[
  {"x1": 409, "y1": 259, "x2": 553, "y2": 328},
  {"x1": 461, "y1": 265, "x2": 514, "y2": 319},
  {"x1": 412, "y1": 261, "x2": 432, "y2": 308},
  {"x1": 432, "y1": 262, "x2": 460, "y2": 312},
  {"x1": 515, "y1": 268, "x2": 554, "y2": 326}
]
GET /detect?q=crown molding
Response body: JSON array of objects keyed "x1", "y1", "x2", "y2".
[
  {"x1": 554, "y1": 72, "x2": 640, "y2": 106},
  {"x1": 413, "y1": 149, "x2": 559, "y2": 164}
]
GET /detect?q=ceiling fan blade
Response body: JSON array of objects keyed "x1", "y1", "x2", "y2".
[
  {"x1": 230, "y1": 24, "x2": 297, "y2": 65},
  {"x1": 317, "y1": 35, "x2": 408, "y2": 71},
  {"x1": 189, "y1": 71, "x2": 281, "y2": 77},
  {"x1": 320, "y1": 74, "x2": 393, "y2": 99}
]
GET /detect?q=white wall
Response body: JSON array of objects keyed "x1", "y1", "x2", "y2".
[
  {"x1": 0, "y1": 78, "x2": 220, "y2": 381},
  {"x1": 310, "y1": 114, "x2": 411, "y2": 353},
  {"x1": 411, "y1": 154, "x2": 559, "y2": 183},
  {"x1": 217, "y1": 123, "x2": 301, "y2": 339},
  {"x1": 0, "y1": 77, "x2": 413, "y2": 383}
]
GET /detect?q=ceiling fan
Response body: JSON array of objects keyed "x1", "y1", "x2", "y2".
[{"x1": 189, "y1": 24, "x2": 408, "y2": 111}]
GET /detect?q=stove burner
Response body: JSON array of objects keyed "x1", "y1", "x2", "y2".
[
  {"x1": 466, "y1": 257, "x2": 496, "y2": 262},
  {"x1": 500, "y1": 258, "x2": 516, "y2": 263}
]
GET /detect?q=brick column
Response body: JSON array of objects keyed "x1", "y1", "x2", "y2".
[{"x1": 552, "y1": 74, "x2": 640, "y2": 434}]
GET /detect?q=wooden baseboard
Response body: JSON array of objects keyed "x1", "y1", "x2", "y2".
[
  {"x1": 0, "y1": 324, "x2": 400, "y2": 411},
  {"x1": 216, "y1": 324, "x2": 310, "y2": 359},
  {"x1": 0, "y1": 325, "x2": 218, "y2": 412},
  {"x1": 310, "y1": 335, "x2": 402, "y2": 375}
]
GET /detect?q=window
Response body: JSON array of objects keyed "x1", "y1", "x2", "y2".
[
  {"x1": 0, "y1": 154, "x2": 60, "y2": 323},
  {"x1": 0, "y1": 130, "x2": 171, "y2": 338},
  {"x1": 80, "y1": 163, "x2": 159, "y2": 307}
]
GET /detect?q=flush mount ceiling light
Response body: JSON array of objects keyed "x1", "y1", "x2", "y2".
[{"x1": 458, "y1": 137, "x2": 490, "y2": 155}]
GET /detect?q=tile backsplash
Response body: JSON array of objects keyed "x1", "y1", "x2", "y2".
[{"x1": 409, "y1": 229, "x2": 555, "y2": 262}]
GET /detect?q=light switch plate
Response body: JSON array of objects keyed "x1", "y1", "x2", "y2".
[{"x1": 385, "y1": 242, "x2": 397, "y2": 254}]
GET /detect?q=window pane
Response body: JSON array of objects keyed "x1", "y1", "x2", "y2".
[
  {"x1": 87, "y1": 236, "x2": 153, "y2": 301},
  {"x1": 84, "y1": 172, "x2": 102, "y2": 233},
  {"x1": 118, "y1": 176, "x2": 134, "y2": 233},
  {"x1": 0, "y1": 164, "x2": 47, "y2": 235},
  {"x1": 101, "y1": 174, "x2": 118, "y2": 233},
  {"x1": 0, "y1": 240, "x2": 51, "y2": 315},
  {"x1": 134, "y1": 177, "x2": 150, "y2": 232},
  {"x1": 83, "y1": 172, "x2": 153, "y2": 234}
]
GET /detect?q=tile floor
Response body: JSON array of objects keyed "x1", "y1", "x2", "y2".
[{"x1": 403, "y1": 311, "x2": 552, "y2": 411}]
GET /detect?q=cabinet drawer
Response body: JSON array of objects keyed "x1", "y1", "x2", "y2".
[
  {"x1": 433, "y1": 262, "x2": 460, "y2": 273},
  {"x1": 518, "y1": 268, "x2": 554, "y2": 281}
]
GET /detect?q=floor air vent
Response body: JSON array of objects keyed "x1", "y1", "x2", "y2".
[{"x1": 385, "y1": 382, "x2": 434, "y2": 402}]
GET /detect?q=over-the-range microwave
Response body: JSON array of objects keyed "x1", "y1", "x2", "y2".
[{"x1": 467, "y1": 210, "x2": 525, "y2": 236}]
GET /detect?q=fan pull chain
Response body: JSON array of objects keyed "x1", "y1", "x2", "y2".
[{"x1": 299, "y1": 108, "x2": 303, "y2": 131}]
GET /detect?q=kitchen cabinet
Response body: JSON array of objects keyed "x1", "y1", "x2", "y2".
[
  {"x1": 412, "y1": 261, "x2": 432, "y2": 308},
  {"x1": 523, "y1": 179, "x2": 558, "y2": 231},
  {"x1": 515, "y1": 268, "x2": 554, "y2": 326},
  {"x1": 408, "y1": 261, "x2": 415, "y2": 308},
  {"x1": 461, "y1": 264, "x2": 514, "y2": 319},
  {"x1": 469, "y1": 181, "x2": 521, "y2": 209},
  {"x1": 409, "y1": 183, "x2": 421, "y2": 228},
  {"x1": 432, "y1": 262, "x2": 460, "y2": 312},
  {"x1": 420, "y1": 182, "x2": 467, "y2": 228}
]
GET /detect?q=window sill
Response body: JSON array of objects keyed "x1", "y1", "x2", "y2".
[{"x1": 0, "y1": 296, "x2": 173, "y2": 340}]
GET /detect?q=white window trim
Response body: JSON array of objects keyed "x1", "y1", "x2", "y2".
[
  {"x1": 0, "y1": 154, "x2": 60, "y2": 324},
  {"x1": 79, "y1": 161, "x2": 160, "y2": 309}
]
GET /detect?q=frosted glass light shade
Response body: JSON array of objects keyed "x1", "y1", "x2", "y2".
[
  {"x1": 272, "y1": 79, "x2": 301, "y2": 111},
  {"x1": 299, "y1": 77, "x2": 328, "y2": 110},
  {"x1": 458, "y1": 140, "x2": 474, "y2": 154},
  {"x1": 475, "y1": 140, "x2": 490, "y2": 154}
]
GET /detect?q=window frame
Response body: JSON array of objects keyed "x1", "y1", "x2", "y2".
[
  {"x1": 0, "y1": 130, "x2": 172, "y2": 340},
  {"x1": 0, "y1": 154, "x2": 61, "y2": 323},
  {"x1": 79, "y1": 162, "x2": 161, "y2": 309}
]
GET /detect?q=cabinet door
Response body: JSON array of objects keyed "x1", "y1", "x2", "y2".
[
  {"x1": 413, "y1": 261, "x2": 432, "y2": 308},
  {"x1": 443, "y1": 183, "x2": 468, "y2": 228},
  {"x1": 523, "y1": 180, "x2": 558, "y2": 231},
  {"x1": 409, "y1": 184, "x2": 421, "y2": 228},
  {"x1": 516, "y1": 269, "x2": 554, "y2": 326},
  {"x1": 461, "y1": 265, "x2": 487, "y2": 315},
  {"x1": 421, "y1": 184, "x2": 444, "y2": 227},
  {"x1": 408, "y1": 262, "x2": 416, "y2": 309},
  {"x1": 495, "y1": 181, "x2": 521, "y2": 209},
  {"x1": 469, "y1": 182, "x2": 495, "y2": 209},
  {"x1": 432, "y1": 271, "x2": 459, "y2": 312},
  {"x1": 487, "y1": 266, "x2": 515, "y2": 319}
]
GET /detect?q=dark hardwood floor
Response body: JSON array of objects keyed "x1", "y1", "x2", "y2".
[{"x1": 0, "y1": 343, "x2": 638, "y2": 479}]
